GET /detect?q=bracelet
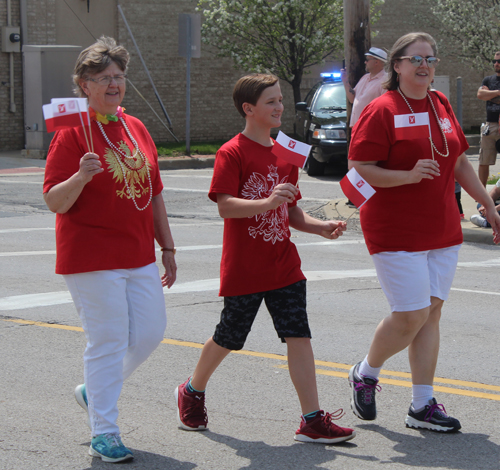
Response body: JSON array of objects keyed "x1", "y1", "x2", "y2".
[{"x1": 161, "y1": 247, "x2": 176, "y2": 254}]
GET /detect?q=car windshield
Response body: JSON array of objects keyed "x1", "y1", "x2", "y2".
[{"x1": 313, "y1": 84, "x2": 346, "y2": 111}]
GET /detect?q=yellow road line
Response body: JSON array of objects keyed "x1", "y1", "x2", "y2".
[{"x1": 4, "y1": 318, "x2": 500, "y2": 400}]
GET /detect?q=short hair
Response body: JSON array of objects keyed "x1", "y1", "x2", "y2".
[
  {"x1": 383, "y1": 32, "x2": 438, "y2": 91},
  {"x1": 233, "y1": 74, "x2": 279, "y2": 118},
  {"x1": 72, "y1": 36, "x2": 129, "y2": 97}
]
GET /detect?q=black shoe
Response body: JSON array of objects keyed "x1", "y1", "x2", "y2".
[
  {"x1": 405, "y1": 398, "x2": 461, "y2": 433},
  {"x1": 348, "y1": 362, "x2": 380, "y2": 420}
]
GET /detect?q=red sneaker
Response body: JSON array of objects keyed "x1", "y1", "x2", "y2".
[
  {"x1": 174, "y1": 378, "x2": 208, "y2": 431},
  {"x1": 294, "y1": 409, "x2": 356, "y2": 444}
]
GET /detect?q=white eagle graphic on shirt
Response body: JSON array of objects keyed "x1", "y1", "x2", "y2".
[{"x1": 241, "y1": 164, "x2": 290, "y2": 244}]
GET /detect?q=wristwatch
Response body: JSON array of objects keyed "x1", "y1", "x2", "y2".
[{"x1": 161, "y1": 247, "x2": 176, "y2": 254}]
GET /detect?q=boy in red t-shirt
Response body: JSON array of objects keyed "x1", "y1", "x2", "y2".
[{"x1": 174, "y1": 74, "x2": 355, "y2": 443}]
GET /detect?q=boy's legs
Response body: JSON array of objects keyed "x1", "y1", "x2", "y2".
[
  {"x1": 191, "y1": 337, "x2": 231, "y2": 391},
  {"x1": 285, "y1": 337, "x2": 319, "y2": 415},
  {"x1": 175, "y1": 292, "x2": 263, "y2": 430}
]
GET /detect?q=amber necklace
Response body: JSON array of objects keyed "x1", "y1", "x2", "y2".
[
  {"x1": 397, "y1": 87, "x2": 449, "y2": 158},
  {"x1": 97, "y1": 118, "x2": 153, "y2": 211}
]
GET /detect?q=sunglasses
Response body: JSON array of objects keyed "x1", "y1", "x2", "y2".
[
  {"x1": 492, "y1": 59, "x2": 500, "y2": 64},
  {"x1": 397, "y1": 55, "x2": 440, "y2": 68}
]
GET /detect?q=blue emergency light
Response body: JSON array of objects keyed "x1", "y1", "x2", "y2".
[{"x1": 320, "y1": 72, "x2": 341, "y2": 81}]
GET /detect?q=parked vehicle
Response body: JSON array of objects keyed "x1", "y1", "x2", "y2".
[{"x1": 294, "y1": 73, "x2": 348, "y2": 176}]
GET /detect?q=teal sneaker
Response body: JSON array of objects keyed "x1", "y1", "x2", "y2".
[
  {"x1": 89, "y1": 433, "x2": 134, "y2": 463},
  {"x1": 74, "y1": 384, "x2": 91, "y2": 429}
]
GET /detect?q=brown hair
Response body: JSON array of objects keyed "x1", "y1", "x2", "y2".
[
  {"x1": 233, "y1": 74, "x2": 279, "y2": 118},
  {"x1": 72, "y1": 36, "x2": 129, "y2": 97},
  {"x1": 383, "y1": 32, "x2": 438, "y2": 91}
]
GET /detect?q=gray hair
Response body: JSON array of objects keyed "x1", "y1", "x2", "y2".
[{"x1": 72, "y1": 36, "x2": 129, "y2": 97}]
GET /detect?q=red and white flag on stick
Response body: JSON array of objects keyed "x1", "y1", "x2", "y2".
[
  {"x1": 394, "y1": 112, "x2": 430, "y2": 140},
  {"x1": 272, "y1": 131, "x2": 311, "y2": 168},
  {"x1": 43, "y1": 98, "x2": 93, "y2": 152},
  {"x1": 340, "y1": 168, "x2": 376, "y2": 208},
  {"x1": 43, "y1": 98, "x2": 89, "y2": 133}
]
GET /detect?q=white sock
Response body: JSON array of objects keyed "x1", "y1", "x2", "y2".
[
  {"x1": 412, "y1": 385, "x2": 434, "y2": 410},
  {"x1": 359, "y1": 356, "x2": 382, "y2": 380}
]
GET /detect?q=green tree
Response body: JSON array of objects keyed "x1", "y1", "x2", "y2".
[
  {"x1": 427, "y1": 0, "x2": 500, "y2": 69},
  {"x1": 197, "y1": 0, "x2": 384, "y2": 103}
]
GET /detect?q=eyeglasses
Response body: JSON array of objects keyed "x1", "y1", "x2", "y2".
[
  {"x1": 492, "y1": 59, "x2": 500, "y2": 64},
  {"x1": 87, "y1": 74, "x2": 127, "y2": 86},
  {"x1": 397, "y1": 55, "x2": 440, "y2": 68}
]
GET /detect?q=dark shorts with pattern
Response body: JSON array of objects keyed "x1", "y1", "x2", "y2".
[{"x1": 212, "y1": 280, "x2": 310, "y2": 351}]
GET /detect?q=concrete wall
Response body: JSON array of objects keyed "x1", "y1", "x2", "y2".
[{"x1": 0, "y1": 0, "x2": 494, "y2": 152}]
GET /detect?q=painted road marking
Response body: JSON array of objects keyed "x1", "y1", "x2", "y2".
[
  {"x1": 0, "y1": 239, "x2": 365, "y2": 257},
  {"x1": 2, "y1": 318, "x2": 499, "y2": 401},
  {"x1": 0, "y1": 269, "x2": 377, "y2": 310},
  {"x1": 2, "y1": 267, "x2": 500, "y2": 311}
]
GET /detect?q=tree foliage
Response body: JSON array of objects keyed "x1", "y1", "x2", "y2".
[
  {"x1": 197, "y1": 0, "x2": 384, "y2": 103},
  {"x1": 429, "y1": 0, "x2": 500, "y2": 70}
]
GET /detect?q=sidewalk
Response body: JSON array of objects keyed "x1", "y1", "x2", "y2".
[{"x1": 1, "y1": 150, "x2": 498, "y2": 245}]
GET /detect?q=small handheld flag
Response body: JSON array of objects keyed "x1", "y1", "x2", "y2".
[
  {"x1": 340, "y1": 168, "x2": 376, "y2": 209},
  {"x1": 43, "y1": 97, "x2": 93, "y2": 153},
  {"x1": 43, "y1": 98, "x2": 89, "y2": 133},
  {"x1": 394, "y1": 112, "x2": 430, "y2": 141},
  {"x1": 272, "y1": 131, "x2": 311, "y2": 168}
]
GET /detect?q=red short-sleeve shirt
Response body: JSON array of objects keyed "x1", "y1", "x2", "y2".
[{"x1": 349, "y1": 90, "x2": 468, "y2": 255}]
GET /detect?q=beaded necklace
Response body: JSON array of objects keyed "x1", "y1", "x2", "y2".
[
  {"x1": 97, "y1": 117, "x2": 153, "y2": 211},
  {"x1": 397, "y1": 87, "x2": 449, "y2": 158}
]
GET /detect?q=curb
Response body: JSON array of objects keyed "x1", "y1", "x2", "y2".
[
  {"x1": 323, "y1": 198, "x2": 496, "y2": 246},
  {"x1": 158, "y1": 156, "x2": 215, "y2": 171}
]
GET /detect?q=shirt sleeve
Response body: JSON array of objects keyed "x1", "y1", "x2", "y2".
[
  {"x1": 349, "y1": 100, "x2": 392, "y2": 162},
  {"x1": 208, "y1": 147, "x2": 242, "y2": 202}
]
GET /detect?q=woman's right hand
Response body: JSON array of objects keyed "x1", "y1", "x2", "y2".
[
  {"x1": 408, "y1": 159, "x2": 440, "y2": 184},
  {"x1": 79, "y1": 152, "x2": 103, "y2": 184}
]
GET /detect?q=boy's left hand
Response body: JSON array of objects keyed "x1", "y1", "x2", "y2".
[{"x1": 319, "y1": 220, "x2": 347, "y2": 239}]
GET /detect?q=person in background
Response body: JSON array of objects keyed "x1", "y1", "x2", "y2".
[
  {"x1": 470, "y1": 177, "x2": 500, "y2": 227},
  {"x1": 341, "y1": 47, "x2": 388, "y2": 128},
  {"x1": 455, "y1": 181, "x2": 464, "y2": 219},
  {"x1": 43, "y1": 36, "x2": 176, "y2": 463},
  {"x1": 476, "y1": 51, "x2": 500, "y2": 187},
  {"x1": 346, "y1": 32, "x2": 500, "y2": 434}
]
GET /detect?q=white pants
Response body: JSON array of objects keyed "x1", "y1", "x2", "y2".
[
  {"x1": 372, "y1": 245, "x2": 460, "y2": 312},
  {"x1": 64, "y1": 263, "x2": 166, "y2": 436}
]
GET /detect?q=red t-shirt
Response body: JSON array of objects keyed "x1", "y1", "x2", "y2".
[
  {"x1": 349, "y1": 90, "x2": 468, "y2": 255},
  {"x1": 43, "y1": 115, "x2": 163, "y2": 274},
  {"x1": 209, "y1": 133, "x2": 306, "y2": 297}
]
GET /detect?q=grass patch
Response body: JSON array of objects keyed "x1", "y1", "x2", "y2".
[
  {"x1": 156, "y1": 141, "x2": 224, "y2": 157},
  {"x1": 488, "y1": 173, "x2": 500, "y2": 184}
]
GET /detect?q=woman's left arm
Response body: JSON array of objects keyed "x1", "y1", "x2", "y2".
[
  {"x1": 455, "y1": 153, "x2": 500, "y2": 243},
  {"x1": 152, "y1": 194, "x2": 177, "y2": 288}
]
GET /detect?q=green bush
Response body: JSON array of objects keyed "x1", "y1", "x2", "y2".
[{"x1": 156, "y1": 141, "x2": 224, "y2": 157}]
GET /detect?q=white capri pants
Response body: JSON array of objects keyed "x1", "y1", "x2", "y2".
[
  {"x1": 371, "y1": 245, "x2": 461, "y2": 312},
  {"x1": 64, "y1": 262, "x2": 166, "y2": 436}
]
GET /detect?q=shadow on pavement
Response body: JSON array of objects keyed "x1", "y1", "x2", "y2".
[
  {"x1": 358, "y1": 423, "x2": 500, "y2": 470},
  {"x1": 79, "y1": 442, "x2": 197, "y2": 470},
  {"x1": 202, "y1": 430, "x2": 380, "y2": 469}
]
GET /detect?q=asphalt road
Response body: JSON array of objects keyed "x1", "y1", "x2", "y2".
[{"x1": 0, "y1": 166, "x2": 499, "y2": 470}]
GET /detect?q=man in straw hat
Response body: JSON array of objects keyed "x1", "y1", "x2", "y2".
[{"x1": 341, "y1": 47, "x2": 388, "y2": 127}]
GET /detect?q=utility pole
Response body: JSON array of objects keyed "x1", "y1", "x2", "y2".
[{"x1": 343, "y1": 0, "x2": 371, "y2": 144}]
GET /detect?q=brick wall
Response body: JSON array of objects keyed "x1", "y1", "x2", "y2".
[{"x1": 0, "y1": 0, "x2": 493, "y2": 151}]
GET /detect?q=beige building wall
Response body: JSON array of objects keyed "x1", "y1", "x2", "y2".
[{"x1": 0, "y1": 0, "x2": 494, "y2": 151}]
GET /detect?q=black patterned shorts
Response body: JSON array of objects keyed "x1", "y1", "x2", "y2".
[{"x1": 213, "y1": 280, "x2": 310, "y2": 350}]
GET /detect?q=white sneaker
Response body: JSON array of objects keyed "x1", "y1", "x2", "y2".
[{"x1": 470, "y1": 214, "x2": 489, "y2": 228}]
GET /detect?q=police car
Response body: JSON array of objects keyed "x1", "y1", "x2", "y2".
[{"x1": 294, "y1": 72, "x2": 347, "y2": 176}]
